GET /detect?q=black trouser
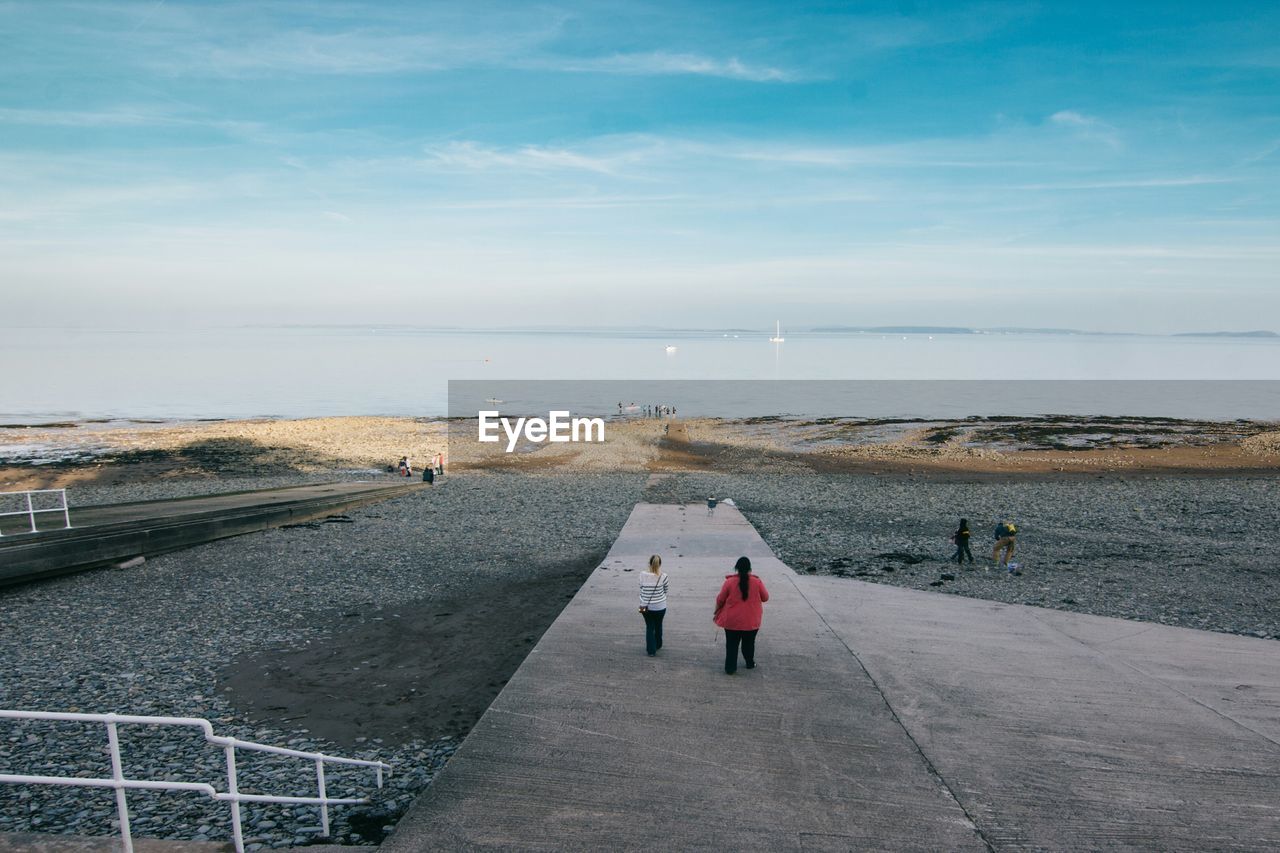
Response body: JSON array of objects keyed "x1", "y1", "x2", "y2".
[
  {"x1": 642, "y1": 609, "x2": 665, "y2": 655},
  {"x1": 953, "y1": 542, "x2": 973, "y2": 563},
  {"x1": 724, "y1": 629, "x2": 758, "y2": 673}
]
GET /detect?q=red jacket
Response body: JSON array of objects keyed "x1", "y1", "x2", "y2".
[{"x1": 714, "y1": 573, "x2": 769, "y2": 631}]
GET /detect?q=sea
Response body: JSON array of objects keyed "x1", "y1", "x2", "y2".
[{"x1": 2, "y1": 326, "x2": 1279, "y2": 423}]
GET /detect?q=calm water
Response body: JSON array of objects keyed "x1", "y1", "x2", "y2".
[{"x1": 3, "y1": 326, "x2": 1279, "y2": 421}]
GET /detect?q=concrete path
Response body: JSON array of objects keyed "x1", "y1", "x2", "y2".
[
  {"x1": 0, "y1": 481, "x2": 426, "y2": 585},
  {"x1": 384, "y1": 503, "x2": 1280, "y2": 851},
  {"x1": 2, "y1": 481, "x2": 420, "y2": 534},
  {"x1": 806, "y1": 580, "x2": 1280, "y2": 850},
  {"x1": 385, "y1": 504, "x2": 984, "y2": 852}
]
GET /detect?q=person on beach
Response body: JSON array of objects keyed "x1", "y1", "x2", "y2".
[
  {"x1": 993, "y1": 521, "x2": 1018, "y2": 572},
  {"x1": 707, "y1": 495, "x2": 718, "y2": 516},
  {"x1": 434, "y1": 452, "x2": 444, "y2": 476},
  {"x1": 951, "y1": 518, "x2": 974, "y2": 564},
  {"x1": 398, "y1": 456, "x2": 411, "y2": 477},
  {"x1": 638, "y1": 554, "x2": 669, "y2": 656},
  {"x1": 714, "y1": 557, "x2": 770, "y2": 674}
]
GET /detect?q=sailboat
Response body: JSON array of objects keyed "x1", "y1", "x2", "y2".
[{"x1": 769, "y1": 320, "x2": 785, "y2": 343}]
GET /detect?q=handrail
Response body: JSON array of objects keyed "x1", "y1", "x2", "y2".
[
  {"x1": 0, "y1": 709, "x2": 391, "y2": 852},
  {"x1": 0, "y1": 488, "x2": 71, "y2": 535}
]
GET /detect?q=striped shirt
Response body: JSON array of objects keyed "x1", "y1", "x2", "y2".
[{"x1": 639, "y1": 572, "x2": 669, "y2": 611}]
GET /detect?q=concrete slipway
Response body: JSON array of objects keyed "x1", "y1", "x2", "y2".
[
  {"x1": 384, "y1": 503, "x2": 1280, "y2": 851},
  {"x1": 0, "y1": 481, "x2": 426, "y2": 586}
]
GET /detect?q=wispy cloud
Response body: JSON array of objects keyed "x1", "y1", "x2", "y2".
[
  {"x1": 419, "y1": 140, "x2": 647, "y2": 176},
  {"x1": 0, "y1": 104, "x2": 276, "y2": 145},
  {"x1": 541, "y1": 51, "x2": 799, "y2": 82},
  {"x1": 722, "y1": 141, "x2": 1034, "y2": 169},
  {"x1": 32, "y1": 3, "x2": 798, "y2": 83},
  {"x1": 1049, "y1": 110, "x2": 1122, "y2": 149},
  {"x1": 1010, "y1": 175, "x2": 1236, "y2": 191},
  {"x1": 192, "y1": 37, "x2": 801, "y2": 82},
  {"x1": 1050, "y1": 110, "x2": 1100, "y2": 127},
  {"x1": 1240, "y1": 138, "x2": 1280, "y2": 164},
  {"x1": 191, "y1": 30, "x2": 492, "y2": 75},
  {"x1": 121, "y1": 16, "x2": 799, "y2": 83},
  {"x1": 0, "y1": 105, "x2": 180, "y2": 128},
  {"x1": 428, "y1": 193, "x2": 692, "y2": 211}
]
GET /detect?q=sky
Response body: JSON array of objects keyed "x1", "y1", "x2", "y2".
[{"x1": 2, "y1": 0, "x2": 1278, "y2": 332}]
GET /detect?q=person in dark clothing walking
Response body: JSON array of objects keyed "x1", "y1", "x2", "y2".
[
  {"x1": 951, "y1": 518, "x2": 974, "y2": 564},
  {"x1": 713, "y1": 556, "x2": 770, "y2": 674}
]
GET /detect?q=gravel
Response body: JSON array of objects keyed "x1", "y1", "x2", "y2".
[
  {"x1": 646, "y1": 468, "x2": 1280, "y2": 640},
  {"x1": 0, "y1": 471, "x2": 646, "y2": 848}
]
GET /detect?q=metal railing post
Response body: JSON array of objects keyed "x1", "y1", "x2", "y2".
[
  {"x1": 104, "y1": 720, "x2": 134, "y2": 853},
  {"x1": 315, "y1": 758, "x2": 330, "y2": 837},
  {"x1": 225, "y1": 743, "x2": 245, "y2": 853},
  {"x1": 0, "y1": 489, "x2": 75, "y2": 534}
]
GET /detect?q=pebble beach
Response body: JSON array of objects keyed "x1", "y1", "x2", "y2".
[{"x1": 1, "y1": 415, "x2": 1277, "y2": 846}]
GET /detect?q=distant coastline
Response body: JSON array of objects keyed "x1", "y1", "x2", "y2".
[
  {"x1": 3, "y1": 323, "x2": 1277, "y2": 339},
  {"x1": 1172, "y1": 330, "x2": 1278, "y2": 338},
  {"x1": 264, "y1": 323, "x2": 1280, "y2": 339},
  {"x1": 810, "y1": 326, "x2": 1278, "y2": 338}
]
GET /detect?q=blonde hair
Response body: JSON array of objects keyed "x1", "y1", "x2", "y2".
[{"x1": 647, "y1": 554, "x2": 662, "y2": 574}]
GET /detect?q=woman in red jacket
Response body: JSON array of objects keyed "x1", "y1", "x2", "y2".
[{"x1": 713, "y1": 556, "x2": 770, "y2": 674}]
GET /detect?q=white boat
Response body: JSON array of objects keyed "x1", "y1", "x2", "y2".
[
  {"x1": 665, "y1": 345, "x2": 678, "y2": 353},
  {"x1": 485, "y1": 398, "x2": 503, "y2": 404},
  {"x1": 769, "y1": 320, "x2": 785, "y2": 343}
]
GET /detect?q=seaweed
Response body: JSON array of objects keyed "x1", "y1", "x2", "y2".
[{"x1": 923, "y1": 425, "x2": 966, "y2": 445}]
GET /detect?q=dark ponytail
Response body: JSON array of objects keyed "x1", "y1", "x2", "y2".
[{"x1": 735, "y1": 556, "x2": 751, "y2": 600}]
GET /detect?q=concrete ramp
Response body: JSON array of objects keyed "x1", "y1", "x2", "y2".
[
  {"x1": 385, "y1": 502, "x2": 1280, "y2": 851},
  {"x1": 384, "y1": 504, "x2": 984, "y2": 851},
  {"x1": 0, "y1": 481, "x2": 426, "y2": 586},
  {"x1": 806, "y1": 580, "x2": 1280, "y2": 849}
]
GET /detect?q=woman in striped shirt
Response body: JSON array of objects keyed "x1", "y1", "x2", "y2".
[{"x1": 638, "y1": 554, "x2": 670, "y2": 657}]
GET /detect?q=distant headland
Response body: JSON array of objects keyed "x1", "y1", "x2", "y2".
[{"x1": 809, "y1": 326, "x2": 1278, "y2": 338}]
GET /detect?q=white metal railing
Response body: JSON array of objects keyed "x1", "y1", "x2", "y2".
[
  {"x1": 0, "y1": 710, "x2": 391, "y2": 853},
  {"x1": 0, "y1": 488, "x2": 71, "y2": 536}
]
